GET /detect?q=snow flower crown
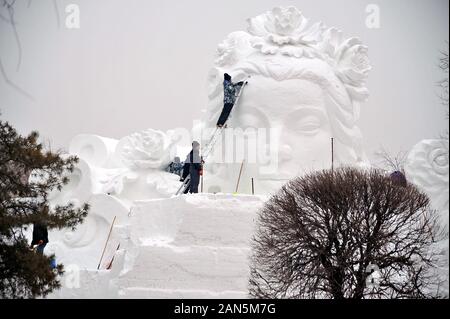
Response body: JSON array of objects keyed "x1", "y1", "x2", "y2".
[{"x1": 214, "y1": 6, "x2": 372, "y2": 102}]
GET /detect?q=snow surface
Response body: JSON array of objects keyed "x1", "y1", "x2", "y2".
[{"x1": 49, "y1": 194, "x2": 265, "y2": 299}]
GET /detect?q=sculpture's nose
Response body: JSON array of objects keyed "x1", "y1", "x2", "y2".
[{"x1": 279, "y1": 144, "x2": 293, "y2": 162}]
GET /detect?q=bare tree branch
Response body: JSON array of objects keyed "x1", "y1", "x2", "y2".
[
  {"x1": 374, "y1": 147, "x2": 408, "y2": 173},
  {"x1": 0, "y1": 0, "x2": 34, "y2": 100},
  {"x1": 52, "y1": 0, "x2": 60, "y2": 29},
  {"x1": 1, "y1": 0, "x2": 62, "y2": 100},
  {"x1": 0, "y1": 57, "x2": 33, "y2": 100},
  {"x1": 2, "y1": 0, "x2": 22, "y2": 72},
  {"x1": 438, "y1": 43, "x2": 449, "y2": 140}
]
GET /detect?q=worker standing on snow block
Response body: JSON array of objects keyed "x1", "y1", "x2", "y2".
[
  {"x1": 216, "y1": 73, "x2": 244, "y2": 128},
  {"x1": 181, "y1": 141, "x2": 203, "y2": 194}
]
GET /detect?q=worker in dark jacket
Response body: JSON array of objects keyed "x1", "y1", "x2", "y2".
[
  {"x1": 166, "y1": 156, "x2": 184, "y2": 177},
  {"x1": 181, "y1": 141, "x2": 203, "y2": 193},
  {"x1": 31, "y1": 222, "x2": 48, "y2": 254},
  {"x1": 217, "y1": 73, "x2": 245, "y2": 127},
  {"x1": 390, "y1": 170, "x2": 407, "y2": 187}
]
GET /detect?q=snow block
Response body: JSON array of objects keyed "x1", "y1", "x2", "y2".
[
  {"x1": 129, "y1": 194, "x2": 264, "y2": 247},
  {"x1": 47, "y1": 194, "x2": 129, "y2": 269},
  {"x1": 119, "y1": 245, "x2": 251, "y2": 293},
  {"x1": 117, "y1": 194, "x2": 265, "y2": 298},
  {"x1": 49, "y1": 250, "x2": 125, "y2": 299}
]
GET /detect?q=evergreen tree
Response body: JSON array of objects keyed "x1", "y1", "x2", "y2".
[{"x1": 0, "y1": 119, "x2": 88, "y2": 298}]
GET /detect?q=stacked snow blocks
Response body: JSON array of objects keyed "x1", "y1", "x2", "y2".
[{"x1": 119, "y1": 194, "x2": 265, "y2": 298}]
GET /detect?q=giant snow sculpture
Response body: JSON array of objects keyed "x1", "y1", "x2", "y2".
[
  {"x1": 40, "y1": 7, "x2": 379, "y2": 297},
  {"x1": 202, "y1": 6, "x2": 371, "y2": 194}
]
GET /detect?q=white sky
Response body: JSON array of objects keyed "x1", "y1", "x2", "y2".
[{"x1": 0, "y1": 0, "x2": 449, "y2": 162}]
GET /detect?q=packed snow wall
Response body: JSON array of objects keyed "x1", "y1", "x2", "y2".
[
  {"x1": 118, "y1": 194, "x2": 264, "y2": 298},
  {"x1": 48, "y1": 194, "x2": 265, "y2": 298}
]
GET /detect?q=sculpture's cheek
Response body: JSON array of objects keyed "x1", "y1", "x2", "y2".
[
  {"x1": 273, "y1": 107, "x2": 332, "y2": 172},
  {"x1": 277, "y1": 130, "x2": 333, "y2": 175}
]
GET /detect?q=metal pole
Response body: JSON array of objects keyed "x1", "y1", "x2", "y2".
[
  {"x1": 201, "y1": 175, "x2": 204, "y2": 193},
  {"x1": 235, "y1": 160, "x2": 245, "y2": 193},
  {"x1": 331, "y1": 137, "x2": 334, "y2": 172},
  {"x1": 251, "y1": 178, "x2": 255, "y2": 195}
]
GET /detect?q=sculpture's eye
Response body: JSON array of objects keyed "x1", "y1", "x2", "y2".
[
  {"x1": 288, "y1": 113, "x2": 324, "y2": 136},
  {"x1": 297, "y1": 115, "x2": 321, "y2": 133}
]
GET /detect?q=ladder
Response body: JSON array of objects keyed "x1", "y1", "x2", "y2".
[{"x1": 175, "y1": 79, "x2": 249, "y2": 195}]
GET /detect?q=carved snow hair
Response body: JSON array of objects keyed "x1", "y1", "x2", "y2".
[
  {"x1": 212, "y1": 6, "x2": 372, "y2": 102},
  {"x1": 207, "y1": 56, "x2": 368, "y2": 164},
  {"x1": 205, "y1": 7, "x2": 372, "y2": 164}
]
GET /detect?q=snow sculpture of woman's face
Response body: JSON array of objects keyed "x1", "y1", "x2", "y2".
[
  {"x1": 203, "y1": 6, "x2": 371, "y2": 193},
  {"x1": 232, "y1": 76, "x2": 333, "y2": 179}
]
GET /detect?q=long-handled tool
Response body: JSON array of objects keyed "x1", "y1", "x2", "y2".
[{"x1": 97, "y1": 216, "x2": 116, "y2": 270}]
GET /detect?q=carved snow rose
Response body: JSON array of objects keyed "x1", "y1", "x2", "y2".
[
  {"x1": 215, "y1": 31, "x2": 252, "y2": 67},
  {"x1": 248, "y1": 7, "x2": 323, "y2": 57},
  {"x1": 406, "y1": 139, "x2": 449, "y2": 186},
  {"x1": 116, "y1": 129, "x2": 174, "y2": 169},
  {"x1": 318, "y1": 28, "x2": 371, "y2": 100},
  {"x1": 216, "y1": 37, "x2": 237, "y2": 66},
  {"x1": 405, "y1": 139, "x2": 449, "y2": 233},
  {"x1": 335, "y1": 39, "x2": 371, "y2": 98},
  {"x1": 243, "y1": 6, "x2": 371, "y2": 100}
]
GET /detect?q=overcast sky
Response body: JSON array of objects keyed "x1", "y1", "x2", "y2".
[{"x1": 0, "y1": 0, "x2": 448, "y2": 162}]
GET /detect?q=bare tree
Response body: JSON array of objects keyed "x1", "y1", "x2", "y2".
[
  {"x1": 0, "y1": 0, "x2": 61, "y2": 100},
  {"x1": 374, "y1": 147, "x2": 408, "y2": 174},
  {"x1": 438, "y1": 44, "x2": 449, "y2": 140},
  {"x1": 0, "y1": 0, "x2": 32, "y2": 99},
  {"x1": 249, "y1": 167, "x2": 443, "y2": 299}
]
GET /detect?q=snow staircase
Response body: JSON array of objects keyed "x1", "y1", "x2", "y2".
[{"x1": 117, "y1": 193, "x2": 264, "y2": 298}]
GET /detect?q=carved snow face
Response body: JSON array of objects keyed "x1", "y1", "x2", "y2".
[
  {"x1": 231, "y1": 75, "x2": 333, "y2": 179},
  {"x1": 204, "y1": 6, "x2": 371, "y2": 193}
]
